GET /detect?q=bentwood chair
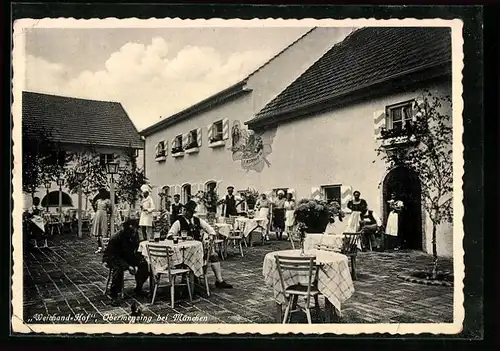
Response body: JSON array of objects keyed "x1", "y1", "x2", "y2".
[
  {"x1": 197, "y1": 239, "x2": 215, "y2": 297},
  {"x1": 147, "y1": 244, "x2": 192, "y2": 307},
  {"x1": 341, "y1": 232, "x2": 361, "y2": 280},
  {"x1": 227, "y1": 215, "x2": 248, "y2": 247},
  {"x1": 275, "y1": 255, "x2": 321, "y2": 324}
]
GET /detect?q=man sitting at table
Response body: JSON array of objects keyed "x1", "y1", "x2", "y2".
[
  {"x1": 167, "y1": 200, "x2": 233, "y2": 289},
  {"x1": 102, "y1": 219, "x2": 150, "y2": 306}
]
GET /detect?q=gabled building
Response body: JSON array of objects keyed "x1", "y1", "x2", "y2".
[
  {"x1": 22, "y1": 91, "x2": 144, "y2": 209},
  {"x1": 141, "y1": 27, "x2": 453, "y2": 257}
]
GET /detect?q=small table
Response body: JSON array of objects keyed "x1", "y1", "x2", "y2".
[
  {"x1": 235, "y1": 217, "x2": 269, "y2": 243},
  {"x1": 304, "y1": 234, "x2": 345, "y2": 251},
  {"x1": 213, "y1": 223, "x2": 232, "y2": 238},
  {"x1": 263, "y1": 249, "x2": 354, "y2": 323}
]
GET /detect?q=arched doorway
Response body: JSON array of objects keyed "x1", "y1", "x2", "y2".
[
  {"x1": 41, "y1": 191, "x2": 74, "y2": 208},
  {"x1": 382, "y1": 166, "x2": 422, "y2": 250}
]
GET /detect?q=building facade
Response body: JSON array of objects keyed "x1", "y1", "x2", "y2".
[
  {"x1": 141, "y1": 27, "x2": 454, "y2": 257},
  {"x1": 22, "y1": 92, "x2": 144, "y2": 211}
]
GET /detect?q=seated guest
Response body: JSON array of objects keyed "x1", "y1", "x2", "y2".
[
  {"x1": 26, "y1": 197, "x2": 47, "y2": 248},
  {"x1": 167, "y1": 200, "x2": 233, "y2": 289},
  {"x1": 360, "y1": 209, "x2": 383, "y2": 251},
  {"x1": 102, "y1": 219, "x2": 150, "y2": 306}
]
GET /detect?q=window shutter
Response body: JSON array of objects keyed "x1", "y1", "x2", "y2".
[
  {"x1": 182, "y1": 133, "x2": 189, "y2": 149},
  {"x1": 310, "y1": 187, "x2": 321, "y2": 200},
  {"x1": 197, "y1": 128, "x2": 202, "y2": 147},
  {"x1": 341, "y1": 185, "x2": 352, "y2": 212},
  {"x1": 373, "y1": 110, "x2": 386, "y2": 139},
  {"x1": 207, "y1": 123, "x2": 214, "y2": 141},
  {"x1": 222, "y1": 118, "x2": 229, "y2": 140},
  {"x1": 164, "y1": 140, "x2": 168, "y2": 156},
  {"x1": 171, "y1": 137, "x2": 176, "y2": 152}
]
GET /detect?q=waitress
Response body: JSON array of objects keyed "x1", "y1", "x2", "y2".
[
  {"x1": 272, "y1": 190, "x2": 286, "y2": 240},
  {"x1": 139, "y1": 184, "x2": 156, "y2": 241},
  {"x1": 284, "y1": 192, "x2": 296, "y2": 239},
  {"x1": 345, "y1": 190, "x2": 368, "y2": 233}
]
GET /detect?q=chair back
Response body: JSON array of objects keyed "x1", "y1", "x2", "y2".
[
  {"x1": 274, "y1": 255, "x2": 318, "y2": 305},
  {"x1": 203, "y1": 239, "x2": 215, "y2": 267},
  {"x1": 147, "y1": 244, "x2": 174, "y2": 277},
  {"x1": 342, "y1": 232, "x2": 360, "y2": 255}
]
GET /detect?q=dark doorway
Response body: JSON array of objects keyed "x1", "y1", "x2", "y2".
[
  {"x1": 41, "y1": 191, "x2": 74, "y2": 208},
  {"x1": 382, "y1": 167, "x2": 422, "y2": 250}
]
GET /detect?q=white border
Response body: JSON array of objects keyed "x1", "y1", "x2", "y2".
[{"x1": 11, "y1": 18, "x2": 464, "y2": 335}]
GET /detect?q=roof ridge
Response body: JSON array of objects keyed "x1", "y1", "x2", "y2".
[
  {"x1": 245, "y1": 27, "x2": 317, "y2": 80},
  {"x1": 23, "y1": 91, "x2": 122, "y2": 105}
]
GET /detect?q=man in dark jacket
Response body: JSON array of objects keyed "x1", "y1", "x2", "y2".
[{"x1": 102, "y1": 219, "x2": 150, "y2": 306}]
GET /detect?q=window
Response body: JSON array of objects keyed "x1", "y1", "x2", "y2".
[
  {"x1": 386, "y1": 101, "x2": 413, "y2": 131},
  {"x1": 322, "y1": 185, "x2": 341, "y2": 204},
  {"x1": 99, "y1": 153, "x2": 114, "y2": 167},
  {"x1": 155, "y1": 141, "x2": 166, "y2": 159},
  {"x1": 172, "y1": 135, "x2": 183, "y2": 154},
  {"x1": 210, "y1": 120, "x2": 224, "y2": 142},
  {"x1": 46, "y1": 151, "x2": 66, "y2": 167},
  {"x1": 181, "y1": 184, "x2": 192, "y2": 204},
  {"x1": 187, "y1": 129, "x2": 198, "y2": 149}
]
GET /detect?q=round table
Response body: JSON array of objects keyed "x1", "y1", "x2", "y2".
[
  {"x1": 213, "y1": 223, "x2": 232, "y2": 238},
  {"x1": 304, "y1": 234, "x2": 345, "y2": 251},
  {"x1": 263, "y1": 249, "x2": 354, "y2": 320},
  {"x1": 235, "y1": 217, "x2": 269, "y2": 238},
  {"x1": 138, "y1": 240, "x2": 204, "y2": 277}
]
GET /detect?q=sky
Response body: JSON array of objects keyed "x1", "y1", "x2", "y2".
[{"x1": 24, "y1": 27, "x2": 314, "y2": 131}]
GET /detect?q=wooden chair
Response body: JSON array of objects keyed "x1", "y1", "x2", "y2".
[
  {"x1": 227, "y1": 215, "x2": 248, "y2": 249},
  {"x1": 341, "y1": 232, "x2": 361, "y2": 280},
  {"x1": 248, "y1": 227, "x2": 265, "y2": 247},
  {"x1": 197, "y1": 239, "x2": 215, "y2": 297},
  {"x1": 275, "y1": 255, "x2": 321, "y2": 324},
  {"x1": 147, "y1": 244, "x2": 192, "y2": 307},
  {"x1": 225, "y1": 228, "x2": 245, "y2": 258}
]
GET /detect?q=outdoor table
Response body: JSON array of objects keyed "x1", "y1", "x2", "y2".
[
  {"x1": 213, "y1": 223, "x2": 232, "y2": 238},
  {"x1": 304, "y1": 233, "x2": 344, "y2": 251},
  {"x1": 235, "y1": 217, "x2": 269, "y2": 238},
  {"x1": 138, "y1": 240, "x2": 204, "y2": 277},
  {"x1": 263, "y1": 248, "x2": 354, "y2": 322}
]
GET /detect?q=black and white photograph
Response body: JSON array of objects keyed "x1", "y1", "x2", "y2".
[{"x1": 11, "y1": 18, "x2": 464, "y2": 334}]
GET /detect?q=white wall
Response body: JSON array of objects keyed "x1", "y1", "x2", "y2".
[
  {"x1": 24, "y1": 143, "x2": 137, "y2": 211},
  {"x1": 247, "y1": 27, "x2": 355, "y2": 114},
  {"x1": 144, "y1": 79, "x2": 453, "y2": 257}
]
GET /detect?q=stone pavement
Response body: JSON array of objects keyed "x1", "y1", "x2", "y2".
[{"x1": 23, "y1": 234, "x2": 453, "y2": 324}]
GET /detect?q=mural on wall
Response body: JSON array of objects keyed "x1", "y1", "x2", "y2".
[{"x1": 230, "y1": 120, "x2": 277, "y2": 173}]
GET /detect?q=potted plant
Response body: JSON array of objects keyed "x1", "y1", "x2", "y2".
[
  {"x1": 203, "y1": 188, "x2": 219, "y2": 221},
  {"x1": 294, "y1": 199, "x2": 343, "y2": 234}
]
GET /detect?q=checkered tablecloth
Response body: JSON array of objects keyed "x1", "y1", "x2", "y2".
[
  {"x1": 262, "y1": 249, "x2": 354, "y2": 313},
  {"x1": 214, "y1": 223, "x2": 232, "y2": 238},
  {"x1": 138, "y1": 240, "x2": 204, "y2": 277},
  {"x1": 304, "y1": 234, "x2": 345, "y2": 251},
  {"x1": 235, "y1": 217, "x2": 269, "y2": 238}
]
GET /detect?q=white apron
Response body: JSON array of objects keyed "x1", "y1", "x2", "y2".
[
  {"x1": 258, "y1": 207, "x2": 270, "y2": 219},
  {"x1": 386, "y1": 211, "x2": 399, "y2": 236},
  {"x1": 139, "y1": 195, "x2": 155, "y2": 227},
  {"x1": 345, "y1": 211, "x2": 361, "y2": 233}
]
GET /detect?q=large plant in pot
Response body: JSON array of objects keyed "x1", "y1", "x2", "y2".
[
  {"x1": 294, "y1": 199, "x2": 342, "y2": 234},
  {"x1": 242, "y1": 188, "x2": 259, "y2": 210}
]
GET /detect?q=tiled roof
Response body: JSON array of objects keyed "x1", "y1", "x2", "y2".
[
  {"x1": 249, "y1": 27, "x2": 451, "y2": 125},
  {"x1": 22, "y1": 92, "x2": 144, "y2": 149}
]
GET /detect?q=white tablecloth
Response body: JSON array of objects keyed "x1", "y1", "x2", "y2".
[
  {"x1": 138, "y1": 240, "x2": 204, "y2": 277},
  {"x1": 304, "y1": 234, "x2": 345, "y2": 251},
  {"x1": 263, "y1": 249, "x2": 354, "y2": 313},
  {"x1": 235, "y1": 217, "x2": 269, "y2": 238},
  {"x1": 214, "y1": 223, "x2": 232, "y2": 238}
]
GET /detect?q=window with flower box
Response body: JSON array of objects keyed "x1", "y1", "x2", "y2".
[
  {"x1": 155, "y1": 141, "x2": 166, "y2": 161},
  {"x1": 187, "y1": 129, "x2": 198, "y2": 149},
  {"x1": 172, "y1": 135, "x2": 184, "y2": 155},
  {"x1": 210, "y1": 120, "x2": 223, "y2": 142},
  {"x1": 382, "y1": 100, "x2": 414, "y2": 139}
]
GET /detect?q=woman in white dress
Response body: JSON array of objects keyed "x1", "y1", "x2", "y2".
[
  {"x1": 92, "y1": 188, "x2": 111, "y2": 254},
  {"x1": 284, "y1": 193, "x2": 296, "y2": 238},
  {"x1": 385, "y1": 193, "x2": 404, "y2": 250},
  {"x1": 139, "y1": 184, "x2": 155, "y2": 241},
  {"x1": 255, "y1": 193, "x2": 271, "y2": 241}
]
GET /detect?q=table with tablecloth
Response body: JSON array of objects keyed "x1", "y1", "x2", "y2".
[
  {"x1": 213, "y1": 223, "x2": 232, "y2": 238},
  {"x1": 263, "y1": 248, "x2": 354, "y2": 321},
  {"x1": 138, "y1": 240, "x2": 204, "y2": 277},
  {"x1": 235, "y1": 217, "x2": 269, "y2": 238},
  {"x1": 304, "y1": 234, "x2": 345, "y2": 251}
]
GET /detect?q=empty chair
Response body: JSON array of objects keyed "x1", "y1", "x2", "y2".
[
  {"x1": 275, "y1": 255, "x2": 322, "y2": 324},
  {"x1": 147, "y1": 244, "x2": 192, "y2": 307}
]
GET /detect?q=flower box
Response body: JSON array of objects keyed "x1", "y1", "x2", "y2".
[
  {"x1": 185, "y1": 147, "x2": 200, "y2": 154},
  {"x1": 208, "y1": 140, "x2": 226, "y2": 148},
  {"x1": 172, "y1": 151, "x2": 184, "y2": 158},
  {"x1": 155, "y1": 155, "x2": 166, "y2": 162}
]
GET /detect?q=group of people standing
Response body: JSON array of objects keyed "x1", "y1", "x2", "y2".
[
  {"x1": 255, "y1": 190, "x2": 296, "y2": 240},
  {"x1": 343, "y1": 190, "x2": 405, "y2": 251}
]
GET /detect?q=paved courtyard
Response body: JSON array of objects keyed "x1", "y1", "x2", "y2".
[{"x1": 23, "y1": 234, "x2": 454, "y2": 324}]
